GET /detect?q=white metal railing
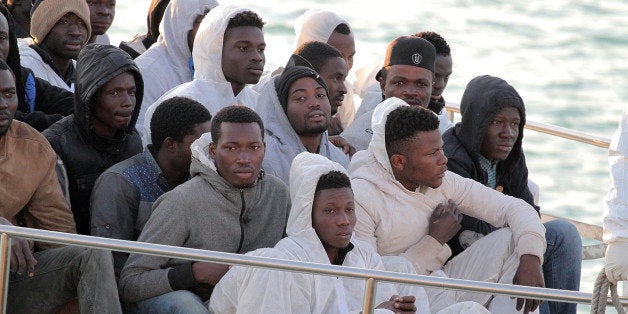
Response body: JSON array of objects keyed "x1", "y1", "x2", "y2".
[{"x1": 0, "y1": 225, "x2": 625, "y2": 314}]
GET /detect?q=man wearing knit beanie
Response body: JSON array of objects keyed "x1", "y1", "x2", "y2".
[
  {"x1": 340, "y1": 36, "x2": 437, "y2": 151},
  {"x1": 257, "y1": 56, "x2": 350, "y2": 184},
  {"x1": 18, "y1": 0, "x2": 91, "y2": 91}
]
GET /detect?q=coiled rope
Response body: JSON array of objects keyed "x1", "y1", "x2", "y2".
[{"x1": 591, "y1": 267, "x2": 625, "y2": 314}]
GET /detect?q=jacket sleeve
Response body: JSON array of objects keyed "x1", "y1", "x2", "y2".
[
  {"x1": 33, "y1": 75, "x2": 74, "y2": 116},
  {"x1": 23, "y1": 146, "x2": 76, "y2": 250},
  {"x1": 445, "y1": 173, "x2": 546, "y2": 261},
  {"x1": 90, "y1": 171, "x2": 139, "y2": 276},
  {"x1": 604, "y1": 109, "x2": 628, "y2": 243},
  {"x1": 13, "y1": 110, "x2": 63, "y2": 132},
  {"x1": 353, "y1": 182, "x2": 451, "y2": 275},
  {"x1": 119, "y1": 192, "x2": 196, "y2": 303}
]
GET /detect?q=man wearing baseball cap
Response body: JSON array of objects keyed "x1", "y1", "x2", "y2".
[
  {"x1": 341, "y1": 36, "x2": 437, "y2": 151},
  {"x1": 18, "y1": 0, "x2": 91, "y2": 91}
]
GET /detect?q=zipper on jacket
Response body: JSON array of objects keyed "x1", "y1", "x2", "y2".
[{"x1": 236, "y1": 189, "x2": 246, "y2": 253}]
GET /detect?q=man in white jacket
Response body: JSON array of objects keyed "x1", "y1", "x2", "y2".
[
  {"x1": 210, "y1": 152, "x2": 490, "y2": 314},
  {"x1": 141, "y1": 5, "x2": 265, "y2": 145},
  {"x1": 293, "y1": 9, "x2": 357, "y2": 132},
  {"x1": 349, "y1": 98, "x2": 547, "y2": 313},
  {"x1": 604, "y1": 106, "x2": 628, "y2": 283},
  {"x1": 135, "y1": 0, "x2": 219, "y2": 133}
]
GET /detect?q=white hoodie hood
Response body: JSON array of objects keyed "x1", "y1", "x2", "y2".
[
  {"x1": 293, "y1": 9, "x2": 348, "y2": 50},
  {"x1": 141, "y1": 5, "x2": 260, "y2": 145},
  {"x1": 136, "y1": 0, "x2": 219, "y2": 131}
]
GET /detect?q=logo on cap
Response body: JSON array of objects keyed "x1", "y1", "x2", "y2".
[{"x1": 411, "y1": 53, "x2": 422, "y2": 65}]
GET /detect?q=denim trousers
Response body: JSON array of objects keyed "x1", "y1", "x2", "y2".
[
  {"x1": 126, "y1": 290, "x2": 209, "y2": 314},
  {"x1": 7, "y1": 246, "x2": 121, "y2": 313},
  {"x1": 539, "y1": 219, "x2": 582, "y2": 314}
]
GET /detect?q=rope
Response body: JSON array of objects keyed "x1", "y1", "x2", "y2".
[{"x1": 591, "y1": 267, "x2": 625, "y2": 314}]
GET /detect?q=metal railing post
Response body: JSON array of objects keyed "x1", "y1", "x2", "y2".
[
  {"x1": 0, "y1": 233, "x2": 11, "y2": 314},
  {"x1": 362, "y1": 277, "x2": 376, "y2": 314}
]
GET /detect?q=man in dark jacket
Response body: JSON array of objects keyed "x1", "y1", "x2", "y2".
[
  {"x1": 442, "y1": 75, "x2": 582, "y2": 314},
  {"x1": 44, "y1": 44, "x2": 143, "y2": 235}
]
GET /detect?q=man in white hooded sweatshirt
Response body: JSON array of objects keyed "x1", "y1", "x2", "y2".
[
  {"x1": 292, "y1": 9, "x2": 357, "y2": 133},
  {"x1": 135, "y1": 0, "x2": 219, "y2": 134},
  {"x1": 141, "y1": 5, "x2": 265, "y2": 145},
  {"x1": 349, "y1": 98, "x2": 547, "y2": 313}
]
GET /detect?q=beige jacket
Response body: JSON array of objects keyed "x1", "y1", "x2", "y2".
[{"x1": 0, "y1": 121, "x2": 75, "y2": 250}]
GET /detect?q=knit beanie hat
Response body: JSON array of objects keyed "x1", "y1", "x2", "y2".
[
  {"x1": 376, "y1": 36, "x2": 436, "y2": 81},
  {"x1": 30, "y1": 0, "x2": 92, "y2": 44},
  {"x1": 275, "y1": 57, "x2": 328, "y2": 113}
]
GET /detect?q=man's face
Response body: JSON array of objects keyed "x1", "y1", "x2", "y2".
[
  {"x1": 209, "y1": 122, "x2": 265, "y2": 188},
  {"x1": 187, "y1": 10, "x2": 209, "y2": 53},
  {"x1": 221, "y1": 26, "x2": 266, "y2": 86},
  {"x1": 432, "y1": 54, "x2": 452, "y2": 102},
  {"x1": 171, "y1": 121, "x2": 211, "y2": 172},
  {"x1": 317, "y1": 57, "x2": 347, "y2": 116},
  {"x1": 286, "y1": 77, "x2": 331, "y2": 136},
  {"x1": 0, "y1": 13, "x2": 10, "y2": 62},
  {"x1": 312, "y1": 187, "x2": 355, "y2": 253},
  {"x1": 91, "y1": 72, "x2": 137, "y2": 138},
  {"x1": 87, "y1": 0, "x2": 116, "y2": 37},
  {"x1": 0, "y1": 69, "x2": 17, "y2": 136},
  {"x1": 40, "y1": 13, "x2": 88, "y2": 60},
  {"x1": 480, "y1": 106, "x2": 521, "y2": 161},
  {"x1": 327, "y1": 31, "x2": 355, "y2": 71},
  {"x1": 381, "y1": 65, "x2": 433, "y2": 108},
  {"x1": 393, "y1": 129, "x2": 448, "y2": 191}
]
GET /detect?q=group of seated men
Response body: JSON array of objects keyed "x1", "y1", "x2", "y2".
[{"x1": 0, "y1": 0, "x2": 586, "y2": 313}]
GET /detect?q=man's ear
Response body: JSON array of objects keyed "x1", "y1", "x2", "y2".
[
  {"x1": 162, "y1": 137, "x2": 177, "y2": 154},
  {"x1": 209, "y1": 142, "x2": 217, "y2": 159},
  {"x1": 389, "y1": 153, "x2": 406, "y2": 172}
]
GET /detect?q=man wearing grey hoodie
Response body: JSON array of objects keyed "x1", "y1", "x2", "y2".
[{"x1": 120, "y1": 105, "x2": 290, "y2": 313}]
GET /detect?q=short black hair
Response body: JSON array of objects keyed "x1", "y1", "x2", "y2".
[
  {"x1": 315, "y1": 170, "x2": 351, "y2": 194},
  {"x1": 333, "y1": 23, "x2": 351, "y2": 35},
  {"x1": 226, "y1": 11, "x2": 264, "y2": 30},
  {"x1": 414, "y1": 31, "x2": 450, "y2": 56},
  {"x1": 295, "y1": 41, "x2": 343, "y2": 73},
  {"x1": 210, "y1": 105, "x2": 264, "y2": 143},
  {"x1": 150, "y1": 96, "x2": 212, "y2": 150},
  {"x1": 385, "y1": 106, "x2": 439, "y2": 157}
]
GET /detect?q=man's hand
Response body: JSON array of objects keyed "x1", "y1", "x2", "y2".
[
  {"x1": 375, "y1": 295, "x2": 416, "y2": 313},
  {"x1": 605, "y1": 239, "x2": 628, "y2": 283},
  {"x1": 0, "y1": 217, "x2": 36, "y2": 276},
  {"x1": 512, "y1": 254, "x2": 544, "y2": 314},
  {"x1": 428, "y1": 199, "x2": 462, "y2": 245},
  {"x1": 329, "y1": 135, "x2": 356, "y2": 157},
  {"x1": 191, "y1": 262, "x2": 229, "y2": 286},
  {"x1": 328, "y1": 116, "x2": 344, "y2": 136}
]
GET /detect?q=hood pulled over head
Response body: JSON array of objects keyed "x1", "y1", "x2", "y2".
[{"x1": 74, "y1": 44, "x2": 144, "y2": 135}]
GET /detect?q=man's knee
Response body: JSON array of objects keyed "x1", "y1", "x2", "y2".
[{"x1": 543, "y1": 219, "x2": 582, "y2": 250}]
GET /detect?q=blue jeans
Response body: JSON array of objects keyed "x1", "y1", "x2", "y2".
[
  {"x1": 539, "y1": 219, "x2": 582, "y2": 314},
  {"x1": 126, "y1": 290, "x2": 209, "y2": 314}
]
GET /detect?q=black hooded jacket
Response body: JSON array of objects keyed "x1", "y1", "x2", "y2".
[
  {"x1": 43, "y1": 44, "x2": 144, "y2": 235},
  {"x1": 442, "y1": 75, "x2": 538, "y2": 257}
]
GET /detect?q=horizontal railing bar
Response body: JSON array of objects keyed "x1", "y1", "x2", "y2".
[
  {"x1": 0, "y1": 225, "x2": 624, "y2": 306},
  {"x1": 445, "y1": 104, "x2": 611, "y2": 148}
]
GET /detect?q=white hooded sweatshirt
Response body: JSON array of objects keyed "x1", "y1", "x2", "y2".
[
  {"x1": 141, "y1": 5, "x2": 260, "y2": 145},
  {"x1": 257, "y1": 77, "x2": 349, "y2": 184},
  {"x1": 293, "y1": 9, "x2": 358, "y2": 129},
  {"x1": 18, "y1": 39, "x2": 74, "y2": 91},
  {"x1": 349, "y1": 97, "x2": 546, "y2": 273},
  {"x1": 210, "y1": 152, "x2": 430, "y2": 313},
  {"x1": 135, "y1": 0, "x2": 219, "y2": 132}
]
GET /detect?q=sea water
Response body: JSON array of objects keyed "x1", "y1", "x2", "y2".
[{"x1": 108, "y1": 1, "x2": 628, "y2": 312}]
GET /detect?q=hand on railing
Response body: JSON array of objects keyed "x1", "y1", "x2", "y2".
[
  {"x1": 0, "y1": 218, "x2": 36, "y2": 277},
  {"x1": 374, "y1": 295, "x2": 417, "y2": 313}
]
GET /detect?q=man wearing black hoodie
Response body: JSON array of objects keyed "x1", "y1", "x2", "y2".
[
  {"x1": 44, "y1": 44, "x2": 143, "y2": 235},
  {"x1": 442, "y1": 75, "x2": 582, "y2": 314}
]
